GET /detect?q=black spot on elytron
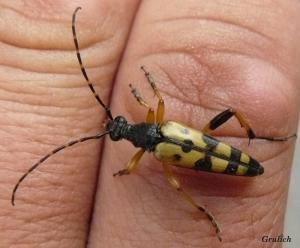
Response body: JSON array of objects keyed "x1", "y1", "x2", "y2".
[
  {"x1": 173, "y1": 154, "x2": 182, "y2": 161},
  {"x1": 225, "y1": 162, "x2": 238, "y2": 174},
  {"x1": 202, "y1": 135, "x2": 219, "y2": 151},
  {"x1": 194, "y1": 155, "x2": 211, "y2": 171},
  {"x1": 180, "y1": 128, "x2": 189, "y2": 135},
  {"x1": 181, "y1": 139, "x2": 194, "y2": 153}
]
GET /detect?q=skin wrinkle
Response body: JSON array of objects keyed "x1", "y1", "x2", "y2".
[
  {"x1": 0, "y1": 11, "x2": 70, "y2": 49},
  {"x1": 0, "y1": 124, "x2": 94, "y2": 147},
  {"x1": 1, "y1": 3, "x2": 66, "y2": 22},
  {"x1": 252, "y1": 191, "x2": 287, "y2": 228},
  {"x1": 135, "y1": 10, "x2": 299, "y2": 86},
  {"x1": 0, "y1": 53, "x2": 115, "y2": 75},
  {"x1": 154, "y1": 15, "x2": 273, "y2": 42},
  {"x1": 0, "y1": 76, "x2": 113, "y2": 96},
  {"x1": 256, "y1": 202, "x2": 282, "y2": 231},
  {"x1": 0, "y1": 11, "x2": 120, "y2": 76},
  {"x1": 0, "y1": 70, "x2": 115, "y2": 87},
  {"x1": 156, "y1": 58, "x2": 221, "y2": 103},
  {"x1": 262, "y1": 201, "x2": 282, "y2": 237},
  {"x1": 0, "y1": 101, "x2": 100, "y2": 116},
  {"x1": 0, "y1": 45, "x2": 117, "y2": 75},
  {"x1": 138, "y1": 209, "x2": 202, "y2": 246},
  {"x1": 0, "y1": 93, "x2": 106, "y2": 111},
  {"x1": 202, "y1": 47, "x2": 295, "y2": 85},
  {"x1": 0, "y1": 5, "x2": 115, "y2": 51},
  {"x1": 137, "y1": 22, "x2": 274, "y2": 66},
  {"x1": 140, "y1": 46, "x2": 294, "y2": 98},
  {"x1": 140, "y1": 55, "x2": 221, "y2": 111},
  {"x1": 0, "y1": 116, "x2": 98, "y2": 136},
  {"x1": 0, "y1": 78, "x2": 113, "y2": 111}
]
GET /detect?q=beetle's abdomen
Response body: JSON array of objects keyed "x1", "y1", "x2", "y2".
[{"x1": 154, "y1": 121, "x2": 263, "y2": 176}]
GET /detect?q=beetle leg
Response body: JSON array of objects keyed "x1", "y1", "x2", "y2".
[
  {"x1": 113, "y1": 149, "x2": 145, "y2": 177},
  {"x1": 140, "y1": 66, "x2": 165, "y2": 124},
  {"x1": 162, "y1": 163, "x2": 222, "y2": 242},
  {"x1": 129, "y1": 84, "x2": 155, "y2": 124},
  {"x1": 202, "y1": 108, "x2": 254, "y2": 139},
  {"x1": 202, "y1": 108, "x2": 296, "y2": 144}
]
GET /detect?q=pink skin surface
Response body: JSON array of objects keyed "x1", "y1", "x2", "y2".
[{"x1": 1, "y1": 0, "x2": 299, "y2": 247}]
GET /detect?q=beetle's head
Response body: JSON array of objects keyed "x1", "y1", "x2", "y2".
[{"x1": 106, "y1": 116, "x2": 128, "y2": 141}]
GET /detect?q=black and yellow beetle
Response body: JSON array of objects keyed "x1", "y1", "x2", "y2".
[{"x1": 11, "y1": 7, "x2": 296, "y2": 242}]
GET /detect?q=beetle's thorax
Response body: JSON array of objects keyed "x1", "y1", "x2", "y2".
[{"x1": 106, "y1": 116, "x2": 163, "y2": 151}]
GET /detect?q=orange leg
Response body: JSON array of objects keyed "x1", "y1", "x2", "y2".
[
  {"x1": 162, "y1": 163, "x2": 222, "y2": 242},
  {"x1": 129, "y1": 84, "x2": 155, "y2": 124},
  {"x1": 113, "y1": 149, "x2": 145, "y2": 177},
  {"x1": 114, "y1": 84, "x2": 157, "y2": 177},
  {"x1": 140, "y1": 66, "x2": 165, "y2": 124}
]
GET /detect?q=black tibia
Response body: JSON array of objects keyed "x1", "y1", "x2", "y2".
[
  {"x1": 207, "y1": 109, "x2": 238, "y2": 130},
  {"x1": 202, "y1": 108, "x2": 255, "y2": 139},
  {"x1": 202, "y1": 108, "x2": 296, "y2": 143}
]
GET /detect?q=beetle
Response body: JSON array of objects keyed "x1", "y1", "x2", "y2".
[{"x1": 11, "y1": 7, "x2": 296, "y2": 242}]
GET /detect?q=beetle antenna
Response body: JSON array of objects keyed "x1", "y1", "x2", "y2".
[
  {"x1": 11, "y1": 131, "x2": 110, "y2": 206},
  {"x1": 72, "y1": 7, "x2": 113, "y2": 120}
]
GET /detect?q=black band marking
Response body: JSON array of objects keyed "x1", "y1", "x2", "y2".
[
  {"x1": 194, "y1": 155, "x2": 212, "y2": 171},
  {"x1": 225, "y1": 162, "x2": 238, "y2": 174},
  {"x1": 230, "y1": 147, "x2": 241, "y2": 163}
]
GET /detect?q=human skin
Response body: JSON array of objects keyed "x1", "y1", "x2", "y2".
[{"x1": 0, "y1": 0, "x2": 299, "y2": 247}]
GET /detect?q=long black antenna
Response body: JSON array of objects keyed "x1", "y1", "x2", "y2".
[
  {"x1": 72, "y1": 7, "x2": 113, "y2": 120},
  {"x1": 11, "y1": 131, "x2": 110, "y2": 206}
]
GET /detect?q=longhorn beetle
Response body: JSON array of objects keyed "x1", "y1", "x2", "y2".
[{"x1": 11, "y1": 7, "x2": 297, "y2": 242}]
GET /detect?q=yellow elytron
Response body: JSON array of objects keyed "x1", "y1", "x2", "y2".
[
  {"x1": 154, "y1": 120, "x2": 262, "y2": 176},
  {"x1": 11, "y1": 7, "x2": 296, "y2": 242}
]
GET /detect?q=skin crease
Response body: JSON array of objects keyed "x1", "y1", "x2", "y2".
[{"x1": 0, "y1": 0, "x2": 299, "y2": 248}]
